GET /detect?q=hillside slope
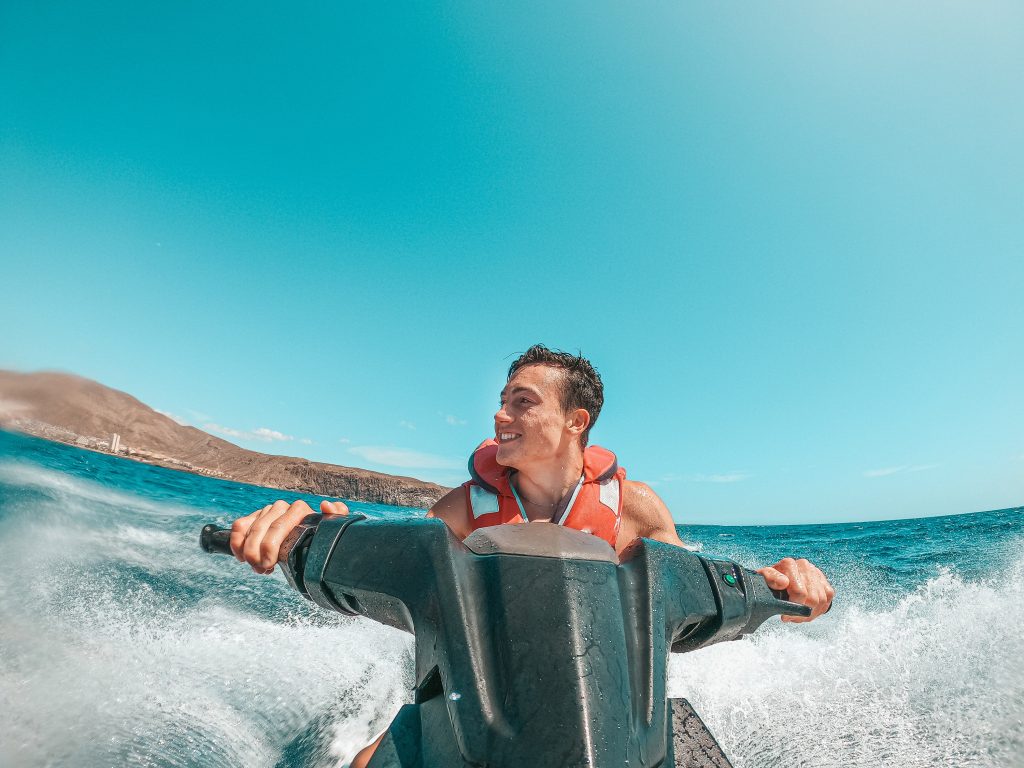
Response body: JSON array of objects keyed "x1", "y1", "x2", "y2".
[{"x1": 0, "y1": 370, "x2": 449, "y2": 508}]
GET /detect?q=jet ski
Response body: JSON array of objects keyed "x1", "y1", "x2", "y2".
[{"x1": 201, "y1": 515, "x2": 809, "y2": 767}]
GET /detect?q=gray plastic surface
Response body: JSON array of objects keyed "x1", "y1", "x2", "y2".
[
  {"x1": 463, "y1": 520, "x2": 618, "y2": 561},
  {"x1": 293, "y1": 518, "x2": 797, "y2": 767}
]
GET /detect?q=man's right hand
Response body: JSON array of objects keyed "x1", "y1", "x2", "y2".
[{"x1": 230, "y1": 499, "x2": 350, "y2": 574}]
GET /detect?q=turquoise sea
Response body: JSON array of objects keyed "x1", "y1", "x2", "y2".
[{"x1": 1, "y1": 429, "x2": 1021, "y2": 767}]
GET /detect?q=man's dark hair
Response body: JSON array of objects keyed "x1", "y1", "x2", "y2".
[{"x1": 507, "y1": 344, "x2": 604, "y2": 447}]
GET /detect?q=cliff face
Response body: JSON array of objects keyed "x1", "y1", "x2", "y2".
[{"x1": 0, "y1": 370, "x2": 450, "y2": 508}]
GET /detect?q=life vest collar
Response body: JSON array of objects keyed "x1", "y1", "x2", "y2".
[{"x1": 469, "y1": 439, "x2": 618, "y2": 496}]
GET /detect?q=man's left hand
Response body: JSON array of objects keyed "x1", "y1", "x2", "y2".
[{"x1": 757, "y1": 558, "x2": 835, "y2": 622}]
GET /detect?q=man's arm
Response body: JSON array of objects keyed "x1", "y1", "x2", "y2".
[
  {"x1": 229, "y1": 488, "x2": 473, "y2": 573},
  {"x1": 425, "y1": 486, "x2": 473, "y2": 538},
  {"x1": 618, "y1": 480, "x2": 834, "y2": 622},
  {"x1": 618, "y1": 480, "x2": 687, "y2": 549}
]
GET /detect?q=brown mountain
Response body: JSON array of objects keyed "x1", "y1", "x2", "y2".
[{"x1": 0, "y1": 370, "x2": 450, "y2": 508}]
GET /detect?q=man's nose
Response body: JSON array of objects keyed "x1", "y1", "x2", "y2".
[{"x1": 494, "y1": 405, "x2": 513, "y2": 424}]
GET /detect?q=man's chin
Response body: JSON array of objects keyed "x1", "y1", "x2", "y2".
[{"x1": 494, "y1": 443, "x2": 519, "y2": 468}]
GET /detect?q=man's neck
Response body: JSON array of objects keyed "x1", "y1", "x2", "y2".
[{"x1": 511, "y1": 448, "x2": 585, "y2": 521}]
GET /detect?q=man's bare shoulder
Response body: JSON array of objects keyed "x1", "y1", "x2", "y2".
[
  {"x1": 621, "y1": 479, "x2": 667, "y2": 521},
  {"x1": 426, "y1": 484, "x2": 472, "y2": 539},
  {"x1": 619, "y1": 480, "x2": 685, "y2": 547},
  {"x1": 622, "y1": 479, "x2": 660, "y2": 508}
]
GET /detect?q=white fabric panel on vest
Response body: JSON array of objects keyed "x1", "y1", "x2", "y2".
[
  {"x1": 469, "y1": 484, "x2": 501, "y2": 518},
  {"x1": 598, "y1": 478, "x2": 620, "y2": 514}
]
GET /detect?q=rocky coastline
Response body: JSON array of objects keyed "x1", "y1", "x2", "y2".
[{"x1": 0, "y1": 370, "x2": 450, "y2": 509}]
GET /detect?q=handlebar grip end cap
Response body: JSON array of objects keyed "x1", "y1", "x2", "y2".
[
  {"x1": 781, "y1": 600, "x2": 812, "y2": 618},
  {"x1": 200, "y1": 524, "x2": 233, "y2": 556},
  {"x1": 769, "y1": 588, "x2": 812, "y2": 618}
]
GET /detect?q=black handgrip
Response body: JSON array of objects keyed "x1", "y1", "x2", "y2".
[
  {"x1": 770, "y1": 588, "x2": 812, "y2": 618},
  {"x1": 200, "y1": 524, "x2": 233, "y2": 555},
  {"x1": 199, "y1": 516, "x2": 323, "y2": 599}
]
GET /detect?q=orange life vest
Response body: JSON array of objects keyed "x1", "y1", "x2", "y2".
[{"x1": 462, "y1": 439, "x2": 626, "y2": 548}]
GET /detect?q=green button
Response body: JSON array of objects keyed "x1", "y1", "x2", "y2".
[{"x1": 723, "y1": 572, "x2": 737, "y2": 586}]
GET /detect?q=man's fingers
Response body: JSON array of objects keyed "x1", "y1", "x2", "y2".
[
  {"x1": 757, "y1": 566, "x2": 790, "y2": 591},
  {"x1": 320, "y1": 499, "x2": 350, "y2": 517},
  {"x1": 807, "y1": 584, "x2": 834, "y2": 618},
  {"x1": 783, "y1": 589, "x2": 824, "y2": 622},
  {"x1": 242, "y1": 500, "x2": 290, "y2": 569},
  {"x1": 770, "y1": 557, "x2": 835, "y2": 622},
  {"x1": 230, "y1": 505, "x2": 269, "y2": 562},
  {"x1": 260, "y1": 500, "x2": 316, "y2": 567},
  {"x1": 785, "y1": 570, "x2": 808, "y2": 602},
  {"x1": 228, "y1": 499, "x2": 326, "y2": 574}
]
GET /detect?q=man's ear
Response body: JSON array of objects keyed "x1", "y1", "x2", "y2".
[{"x1": 566, "y1": 408, "x2": 591, "y2": 437}]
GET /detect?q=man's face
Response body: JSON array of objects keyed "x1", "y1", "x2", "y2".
[{"x1": 494, "y1": 364, "x2": 573, "y2": 469}]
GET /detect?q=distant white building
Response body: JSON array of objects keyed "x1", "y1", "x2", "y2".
[{"x1": 110, "y1": 433, "x2": 121, "y2": 453}]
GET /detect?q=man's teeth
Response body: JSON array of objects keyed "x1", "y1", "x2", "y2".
[{"x1": 499, "y1": 433, "x2": 520, "y2": 442}]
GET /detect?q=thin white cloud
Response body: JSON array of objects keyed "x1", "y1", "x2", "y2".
[
  {"x1": 864, "y1": 465, "x2": 904, "y2": 478},
  {"x1": 863, "y1": 464, "x2": 938, "y2": 478},
  {"x1": 252, "y1": 427, "x2": 294, "y2": 442},
  {"x1": 338, "y1": 437, "x2": 351, "y2": 444},
  {"x1": 444, "y1": 414, "x2": 467, "y2": 426},
  {"x1": 399, "y1": 420, "x2": 416, "y2": 431},
  {"x1": 155, "y1": 409, "x2": 189, "y2": 426},
  {"x1": 348, "y1": 445, "x2": 463, "y2": 470},
  {"x1": 204, "y1": 422, "x2": 245, "y2": 438},
  {"x1": 204, "y1": 423, "x2": 295, "y2": 443},
  {"x1": 683, "y1": 472, "x2": 750, "y2": 484},
  {"x1": 299, "y1": 438, "x2": 313, "y2": 445}
]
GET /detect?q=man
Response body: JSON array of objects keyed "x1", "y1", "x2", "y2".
[{"x1": 230, "y1": 344, "x2": 835, "y2": 767}]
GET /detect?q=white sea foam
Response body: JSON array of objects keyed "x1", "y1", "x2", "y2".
[
  {"x1": 2, "y1": 455, "x2": 1021, "y2": 767},
  {"x1": 0, "y1": 459, "x2": 412, "y2": 768},
  {"x1": 669, "y1": 556, "x2": 1024, "y2": 767},
  {"x1": 0, "y1": 553, "x2": 412, "y2": 768},
  {"x1": 1, "y1": 601, "x2": 411, "y2": 767}
]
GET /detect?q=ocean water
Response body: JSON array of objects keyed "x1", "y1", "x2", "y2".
[{"x1": 0, "y1": 429, "x2": 1021, "y2": 768}]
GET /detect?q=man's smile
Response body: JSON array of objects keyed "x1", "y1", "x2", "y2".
[{"x1": 497, "y1": 432, "x2": 521, "y2": 443}]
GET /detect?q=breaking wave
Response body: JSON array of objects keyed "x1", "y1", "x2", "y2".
[{"x1": 1, "y1": 432, "x2": 1021, "y2": 767}]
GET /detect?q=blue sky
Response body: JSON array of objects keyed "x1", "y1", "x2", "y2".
[{"x1": 1, "y1": 2, "x2": 1021, "y2": 524}]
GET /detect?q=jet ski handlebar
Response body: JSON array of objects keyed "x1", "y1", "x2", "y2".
[
  {"x1": 200, "y1": 514, "x2": 808, "y2": 645},
  {"x1": 201, "y1": 514, "x2": 808, "y2": 767},
  {"x1": 201, "y1": 514, "x2": 322, "y2": 598}
]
